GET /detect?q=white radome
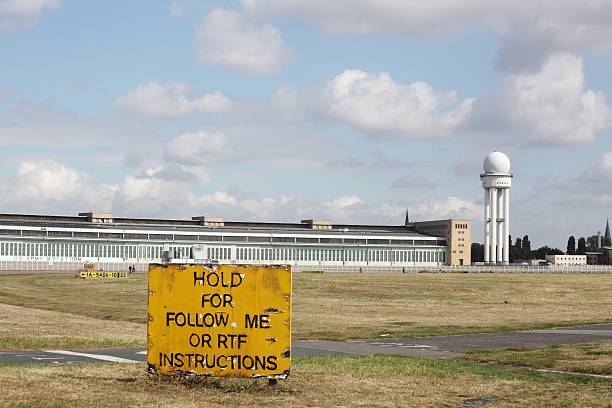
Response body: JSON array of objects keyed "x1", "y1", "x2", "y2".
[{"x1": 483, "y1": 151, "x2": 511, "y2": 174}]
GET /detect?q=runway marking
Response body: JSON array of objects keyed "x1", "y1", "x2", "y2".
[
  {"x1": 398, "y1": 345, "x2": 432, "y2": 348},
  {"x1": 31, "y1": 357, "x2": 64, "y2": 361},
  {"x1": 44, "y1": 350, "x2": 140, "y2": 363},
  {"x1": 135, "y1": 350, "x2": 147, "y2": 355}
]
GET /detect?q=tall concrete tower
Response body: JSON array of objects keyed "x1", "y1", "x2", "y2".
[{"x1": 481, "y1": 152, "x2": 513, "y2": 265}]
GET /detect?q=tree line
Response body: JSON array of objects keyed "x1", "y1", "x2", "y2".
[
  {"x1": 471, "y1": 235, "x2": 562, "y2": 263},
  {"x1": 471, "y1": 233, "x2": 610, "y2": 263},
  {"x1": 565, "y1": 234, "x2": 610, "y2": 254}
]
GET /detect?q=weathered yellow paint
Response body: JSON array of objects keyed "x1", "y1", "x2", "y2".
[
  {"x1": 147, "y1": 264, "x2": 291, "y2": 379},
  {"x1": 78, "y1": 271, "x2": 128, "y2": 279}
]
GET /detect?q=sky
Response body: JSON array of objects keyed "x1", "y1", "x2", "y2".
[{"x1": 1, "y1": 0, "x2": 612, "y2": 249}]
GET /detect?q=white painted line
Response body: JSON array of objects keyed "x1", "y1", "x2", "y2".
[
  {"x1": 44, "y1": 350, "x2": 140, "y2": 363},
  {"x1": 135, "y1": 350, "x2": 147, "y2": 355},
  {"x1": 31, "y1": 357, "x2": 64, "y2": 360},
  {"x1": 399, "y1": 345, "x2": 432, "y2": 348},
  {"x1": 521, "y1": 366, "x2": 612, "y2": 379}
]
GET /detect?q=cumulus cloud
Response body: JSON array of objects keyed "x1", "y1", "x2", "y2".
[
  {"x1": 326, "y1": 69, "x2": 473, "y2": 137},
  {"x1": 0, "y1": 0, "x2": 60, "y2": 30},
  {"x1": 0, "y1": 158, "x2": 480, "y2": 228},
  {"x1": 545, "y1": 151, "x2": 612, "y2": 211},
  {"x1": 469, "y1": 54, "x2": 610, "y2": 145},
  {"x1": 494, "y1": 3, "x2": 612, "y2": 73},
  {"x1": 408, "y1": 196, "x2": 480, "y2": 222},
  {"x1": 164, "y1": 131, "x2": 227, "y2": 166},
  {"x1": 241, "y1": 0, "x2": 612, "y2": 73},
  {"x1": 195, "y1": 9, "x2": 291, "y2": 75},
  {"x1": 115, "y1": 82, "x2": 231, "y2": 118},
  {"x1": 0, "y1": 160, "x2": 116, "y2": 213}
]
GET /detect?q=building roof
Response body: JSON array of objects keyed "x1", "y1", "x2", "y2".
[{"x1": 0, "y1": 212, "x2": 439, "y2": 239}]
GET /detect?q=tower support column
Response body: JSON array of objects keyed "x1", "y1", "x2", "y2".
[
  {"x1": 490, "y1": 187, "x2": 497, "y2": 264},
  {"x1": 497, "y1": 189, "x2": 503, "y2": 263},
  {"x1": 503, "y1": 189, "x2": 510, "y2": 264},
  {"x1": 484, "y1": 188, "x2": 490, "y2": 264}
]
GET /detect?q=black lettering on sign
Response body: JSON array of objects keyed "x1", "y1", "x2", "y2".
[
  {"x1": 245, "y1": 314, "x2": 271, "y2": 329},
  {"x1": 266, "y1": 356, "x2": 278, "y2": 370},
  {"x1": 160, "y1": 353, "x2": 279, "y2": 371},
  {"x1": 189, "y1": 333, "x2": 212, "y2": 348},
  {"x1": 201, "y1": 293, "x2": 233, "y2": 308},
  {"x1": 166, "y1": 312, "x2": 229, "y2": 327},
  {"x1": 216, "y1": 334, "x2": 248, "y2": 349},
  {"x1": 193, "y1": 271, "x2": 244, "y2": 288}
]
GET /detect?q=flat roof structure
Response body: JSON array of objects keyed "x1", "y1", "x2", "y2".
[{"x1": 0, "y1": 211, "x2": 459, "y2": 271}]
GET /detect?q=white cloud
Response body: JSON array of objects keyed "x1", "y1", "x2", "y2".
[
  {"x1": 469, "y1": 54, "x2": 610, "y2": 145},
  {"x1": 326, "y1": 69, "x2": 473, "y2": 137},
  {"x1": 241, "y1": 0, "x2": 612, "y2": 73},
  {"x1": 115, "y1": 82, "x2": 232, "y2": 118},
  {"x1": 407, "y1": 196, "x2": 480, "y2": 222},
  {"x1": 195, "y1": 9, "x2": 291, "y2": 75},
  {"x1": 0, "y1": 0, "x2": 60, "y2": 30},
  {"x1": 494, "y1": 3, "x2": 612, "y2": 73},
  {"x1": 0, "y1": 160, "x2": 116, "y2": 213},
  {"x1": 0, "y1": 158, "x2": 480, "y2": 228},
  {"x1": 164, "y1": 131, "x2": 227, "y2": 166},
  {"x1": 241, "y1": 0, "x2": 497, "y2": 35}
]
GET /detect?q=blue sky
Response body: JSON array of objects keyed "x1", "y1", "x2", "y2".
[{"x1": 1, "y1": 0, "x2": 612, "y2": 249}]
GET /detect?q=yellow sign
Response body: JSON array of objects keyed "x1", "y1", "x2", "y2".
[
  {"x1": 147, "y1": 264, "x2": 292, "y2": 379},
  {"x1": 79, "y1": 271, "x2": 128, "y2": 279}
]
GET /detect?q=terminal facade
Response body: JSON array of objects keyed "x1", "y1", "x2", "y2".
[{"x1": 0, "y1": 211, "x2": 472, "y2": 270}]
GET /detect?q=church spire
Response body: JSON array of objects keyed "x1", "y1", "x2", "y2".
[
  {"x1": 404, "y1": 209, "x2": 410, "y2": 226},
  {"x1": 605, "y1": 218, "x2": 611, "y2": 246}
]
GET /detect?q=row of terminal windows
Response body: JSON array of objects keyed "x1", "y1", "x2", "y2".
[
  {"x1": 0, "y1": 241, "x2": 447, "y2": 263},
  {"x1": 455, "y1": 224, "x2": 469, "y2": 229},
  {"x1": 0, "y1": 242, "x2": 191, "y2": 260},
  {"x1": 233, "y1": 247, "x2": 446, "y2": 263},
  {"x1": 0, "y1": 229, "x2": 443, "y2": 246}
]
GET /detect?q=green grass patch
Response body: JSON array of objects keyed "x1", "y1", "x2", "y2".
[{"x1": 463, "y1": 341, "x2": 612, "y2": 375}]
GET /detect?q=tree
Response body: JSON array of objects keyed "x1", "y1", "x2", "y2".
[
  {"x1": 567, "y1": 236, "x2": 576, "y2": 255},
  {"x1": 586, "y1": 235, "x2": 599, "y2": 251},
  {"x1": 471, "y1": 242, "x2": 484, "y2": 263},
  {"x1": 522, "y1": 235, "x2": 531, "y2": 260},
  {"x1": 514, "y1": 237, "x2": 522, "y2": 260},
  {"x1": 532, "y1": 246, "x2": 563, "y2": 260},
  {"x1": 577, "y1": 237, "x2": 587, "y2": 254}
]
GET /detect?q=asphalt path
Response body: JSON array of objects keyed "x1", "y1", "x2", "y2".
[{"x1": 1, "y1": 324, "x2": 611, "y2": 366}]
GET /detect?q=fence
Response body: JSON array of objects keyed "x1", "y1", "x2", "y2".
[
  {"x1": 1, "y1": 261, "x2": 611, "y2": 274},
  {"x1": 0, "y1": 261, "x2": 147, "y2": 273},
  {"x1": 294, "y1": 264, "x2": 612, "y2": 274}
]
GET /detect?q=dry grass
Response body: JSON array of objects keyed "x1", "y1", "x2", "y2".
[
  {"x1": 0, "y1": 303, "x2": 145, "y2": 350},
  {"x1": 0, "y1": 356, "x2": 610, "y2": 408},
  {"x1": 0, "y1": 273, "x2": 146, "y2": 323},
  {"x1": 0, "y1": 272, "x2": 611, "y2": 348},
  {"x1": 463, "y1": 341, "x2": 612, "y2": 375},
  {"x1": 292, "y1": 272, "x2": 612, "y2": 339}
]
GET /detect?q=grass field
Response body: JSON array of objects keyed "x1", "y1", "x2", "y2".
[
  {"x1": 0, "y1": 356, "x2": 610, "y2": 408},
  {"x1": 463, "y1": 342, "x2": 612, "y2": 376},
  {"x1": 0, "y1": 272, "x2": 611, "y2": 348}
]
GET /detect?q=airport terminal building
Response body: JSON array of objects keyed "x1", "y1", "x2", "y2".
[{"x1": 0, "y1": 212, "x2": 471, "y2": 271}]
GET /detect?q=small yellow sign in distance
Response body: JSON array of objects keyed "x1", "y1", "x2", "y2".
[
  {"x1": 147, "y1": 264, "x2": 292, "y2": 379},
  {"x1": 78, "y1": 271, "x2": 128, "y2": 279}
]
